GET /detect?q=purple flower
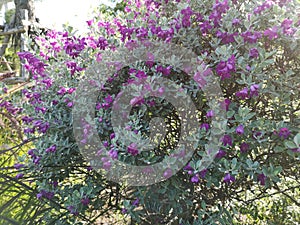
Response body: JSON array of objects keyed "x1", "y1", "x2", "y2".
[
  {"x1": 216, "y1": 149, "x2": 226, "y2": 158},
  {"x1": 184, "y1": 163, "x2": 193, "y2": 171},
  {"x1": 135, "y1": 70, "x2": 147, "y2": 79},
  {"x1": 240, "y1": 142, "x2": 250, "y2": 153},
  {"x1": 127, "y1": 143, "x2": 139, "y2": 156},
  {"x1": 102, "y1": 161, "x2": 111, "y2": 170},
  {"x1": 216, "y1": 31, "x2": 237, "y2": 44},
  {"x1": 223, "y1": 173, "x2": 235, "y2": 183},
  {"x1": 130, "y1": 96, "x2": 144, "y2": 106},
  {"x1": 14, "y1": 163, "x2": 25, "y2": 169},
  {"x1": 108, "y1": 149, "x2": 118, "y2": 160},
  {"x1": 199, "y1": 169, "x2": 208, "y2": 178},
  {"x1": 232, "y1": 18, "x2": 240, "y2": 26},
  {"x1": 257, "y1": 173, "x2": 266, "y2": 185},
  {"x1": 194, "y1": 71, "x2": 207, "y2": 88},
  {"x1": 216, "y1": 55, "x2": 236, "y2": 80},
  {"x1": 45, "y1": 145, "x2": 56, "y2": 153},
  {"x1": 236, "y1": 124, "x2": 244, "y2": 135},
  {"x1": 222, "y1": 135, "x2": 233, "y2": 146},
  {"x1": 281, "y1": 19, "x2": 293, "y2": 30},
  {"x1": 221, "y1": 98, "x2": 231, "y2": 111},
  {"x1": 250, "y1": 84, "x2": 259, "y2": 97},
  {"x1": 199, "y1": 20, "x2": 212, "y2": 34},
  {"x1": 86, "y1": 19, "x2": 93, "y2": 26},
  {"x1": 249, "y1": 48, "x2": 259, "y2": 58},
  {"x1": 67, "y1": 102, "x2": 73, "y2": 108},
  {"x1": 121, "y1": 208, "x2": 128, "y2": 214},
  {"x1": 81, "y1": 197, "x2": 90, "y2": 206},
  {"x1": 110, "y1": 133, "x2": 116, "y2": 140},
  {"x1": 67, "y1": 205, "x2": 78, "y2": 215},
  {"x1": 200, "y1": 123, "x2": 210, "y2": 132},
  {"x1": 241, "y1": 31, "x2": 262, "y2": 44},
  {"x1": 163, "y1": 168, "x2": 173, "y2": 178},
  {"x1": 37, "y1": 193, "x2": 43, "y2": 200},
  {"x1": 292, "y1": 148, "x2": 300, "y2": 153},
  {"x1": 132, "y1": 198, "x2": 139, "y2": 206},
  {"x1": 281, "y1": 19, "x2": 295, "y2": 35},
  {"x1": 191, "y1": 175, "x2": 199, "y2": 183},
  {"x1": 206, "y1": 110, "x2": 214, "y2": 118},
  {"x1": 38, "y1": 190, "x2": 54, "y2": 200},
  {"x1": 264, "y1": 26, "x2": 279, "y2": 40},
  {"x1": 278, "y1": 127, "x2": 290, "y2": 139},
  {"x1": 236, "y1": 87, "x2": 249, "y2": 99},
  {"x1": 57, "y1": 87, "x2": 67, "y2": 95},
  {"x1": 16, "y1": 173, "x2": 24, "y2": 179},
  {"x1": 22, "y1": 116, "x2": 33, "y2": 124}
]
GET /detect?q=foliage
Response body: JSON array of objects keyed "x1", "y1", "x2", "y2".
[{"x1": 1, "y1": 0, "x2": 300, "y2": 224}]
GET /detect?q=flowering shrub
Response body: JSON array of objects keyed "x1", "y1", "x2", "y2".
[{"x1": 8, "y1": 0, "x2": 300, "y2": 224}]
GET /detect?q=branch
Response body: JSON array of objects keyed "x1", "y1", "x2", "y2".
[
  {"x1": 0, "y1": 27, "x2": 25, "y2": 36},
  {"x1": 0, "y1": 71, "x2": 15, "y2": 81},
  {"x1": 1, "y1": 77, "x2": 28, "y2": 85}
]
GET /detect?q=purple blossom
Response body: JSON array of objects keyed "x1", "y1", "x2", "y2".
[
  {"x1": 67, "y1": 205, "x2": 78, "y2": 215},
  {"x1": 130, "y1": 96, "x2": 144, "y2": 106},
  {"x1": 86, "y1": 19, "x2": 93, "y2": 26},
  {"x1": 14, "y1": 163, "x2": 25, "y2": 169},
  {"x1": 241, "y1": 31, "x2": 262, "y2": 44},
  {"x1": 110, "y1": 133, "x2": 116, "y2": 140},
  {"x1": 38, "y1": 190, "x2": 54, "y2": 200},
  {"x1": 292, "y1": 148, "x2": 300, "y2": 153},
  {"x1": 281, "y1": 19, "x2": 295, "y2": 35},
  {"x1": 206, "y1": 110, "x2": 214, "y2": 118},
  {"x1": 200, "y1": 123, "x2": 210, "y2": 132},
  {"x1": 127, "y1": 143, "x2": 139, "y2": 156},
  {"x1": 216, "y1": 31, "x2": 237, "y2": 44},
  {"x1": 16, "y1": 173, "x2": 24, "y2": 179},
  {"x1": 184, "y1": 163, "x2": 193, "y2": 171},
  {"x1": 81, "y1": 197, "x2": 90, "y2": 206},
  {"x1": 199, "y1": 20, "x2": 212, "y2": 34},
  {"x1": 250, "y1": 84, "x2": 259, "y2": 97},
  {"x1": 216, "y1": 55, "x2": 236, "y2": 80},
  {"x1": 156, "y1": 65, "x2": 171, "y2": 76},
  {"x1": 57, "y1": 87, "x2": 67, "y2": 95},
  {"x1": 249, "y1": 48, "x2": 259, "y2": 58},
  {"x1": 221, "y1": 98, "x2": 231, "y2": 111},
  {"x1": 278, "y1": 127, "x2": 290, "y2": 139},
  {"x1": 163, "y1": 168, "x2": 173, "y2": 178},
  {"x1": 222, "y1": 135, "x2": 233, "y2": 146},
  {"x1": 191, "y1": 175, "x2": 199, "y2": 183},
  {"x1": 281, "y1": 19, "x2": 293, "y2": 29},
  {"x1": 264, "y1": 26, "x2": 279, "y2": 40},
  {"x1": 121, "y1": 208, "x2": 128, "y2": 214},
  {"x1": 132, "y1": 198, "x2": 139, "y2": 206},
  {"x1": 216, "y1": 149, "x2": 226, "y2": 158},
  {"x1": 22, "y1": 116, "x2": 33, "y2": 124},
  {"x1": 236, "y1": 124, "x2": 244, "y2": 135},
  {"x1": 236, "y1": 87, "x2": 249, "y2": 99},
  {"x1": 45, "y1": 145, "x2": 56, "y2": 153},
  {"x1": 135, "y1": 70, "x2": 147, "y2": 79},
  {"x1": 199, "y1": 169, "x2": 208, "y2": 178},
  {"x1": 223, "y1": 173, "x2": 235, "y2": 183},
  {"x1": 108, "y1": 149, "x2": 118, "y2": 160},
  {"x1": 28, "y1": 149, "x2": 35, "y2": 156},
  {"x1": 240, "y1": 142, "x2": 250, "y2": 153},
  {"x1": 232, "y1": 18, "x2": 240, "y2": 26},
  {"x1": 37, "y1": 193, "x2": 43, "y2": 200},
  {"x1": 257, "y1": 173, "x2": 267, "y2": 185},
  {"x1": 102, "y1": 161, "x2": 111, "y2": 170}
]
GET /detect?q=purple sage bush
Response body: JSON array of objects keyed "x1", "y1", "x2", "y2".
[{"x1": 10, "y1": 0, "x2": 300, "y2": 224}]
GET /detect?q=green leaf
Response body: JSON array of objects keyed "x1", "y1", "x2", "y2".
[
  {"x1": 285, "y1": 140, "x2": 297, "y2": 149},
  {"x1": 293, "y1": 133, "x2": 300, "y2": 147}
]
